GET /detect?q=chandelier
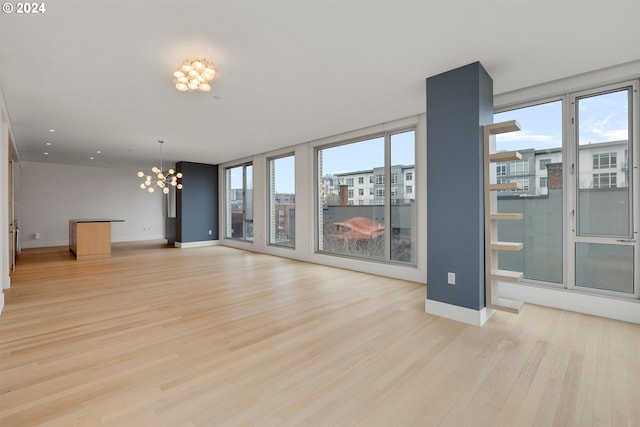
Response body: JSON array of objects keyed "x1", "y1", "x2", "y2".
[
  {"x1": 173, "y1": 58, "x2": 216, "y2": 92},
  {"x1": 137, "y1": 140, "x2": 183, "y2": 194}
]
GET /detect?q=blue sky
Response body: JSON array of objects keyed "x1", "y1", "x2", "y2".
[
  {"x1": 496, "y1": 88, "x2": 629, "y2": 151},
  {"x1": 321, "y1": 130, "x2": 416, "y2": 175},
  {"x1": 272, "y1": 155, "x2": 295, "y2": 194},
  {"x1": 495, "y1": 100, "x2": 563, "y2": 152}
]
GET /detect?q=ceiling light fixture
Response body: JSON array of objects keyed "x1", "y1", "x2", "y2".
[
  {"x1": 173, "y1": 58, "x2": 216, "y2": 92},
  {"x1": 137, "y1": 140, "x2": 183, "y2": 194}
]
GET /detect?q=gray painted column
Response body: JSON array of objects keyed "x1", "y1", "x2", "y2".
[
  {"x1": 426, "y1": 62, "x2": 493, "y2": 313},
  {"x1": 176, "y1": 161, "x2": 219, "y2": 244}
]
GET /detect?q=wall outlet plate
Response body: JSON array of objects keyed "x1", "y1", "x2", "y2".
[{"x1": 447, "y1": 272, "x2": 455, "y2": 285}]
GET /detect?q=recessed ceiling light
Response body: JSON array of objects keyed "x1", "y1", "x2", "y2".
[
  {"x1": 48, "y1": 129, "x2": 55, "y2": 133},
  {"x1": 45, "y1": 142, "x2": 52, "y2": 146},
  {"x1": 96, "y1": 150, "x2": 102, "y2": 154},
  {"x1": 44, "y1": 152, "x2": 49, "y2": 155},
  {"x1": 89, "y1": 156, "x2": 94, "y2": 160}
]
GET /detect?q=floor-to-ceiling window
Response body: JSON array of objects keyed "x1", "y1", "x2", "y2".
[
  {"x1": 390, "y1": 131, "x2": 416, "y2": 263},
  {"x1": 495, "y1": 80, "x2": 639, "y2": 299},
  {"x1": 268, "y1": 154, "x2": 295, "y2": 248},
  {"x1": 495, "y1": 99, "x2": 564, "y2": 284},
  {"x1": 572, "y1": 84, "x2": 636, "y2": 295},
  {"x1": 225, "y1": 163, "x2": 253, "y2": 241},
  {"x1": 316, "y1": 129, "x2": 416, "y2": 264}
]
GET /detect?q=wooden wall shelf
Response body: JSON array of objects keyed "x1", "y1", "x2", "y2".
[
  {"x1": 489, "y1": 182, "x2": 521, "y2": 191},
  {"x1": 483, "y1": 120, "x2": 525, "y2": 314},
  {"x1": 490, "y1": 213, "x2": 523, "y2": 221},
  {"x1": 489, "y1": 151, "x2": 522, "y2": 162}
]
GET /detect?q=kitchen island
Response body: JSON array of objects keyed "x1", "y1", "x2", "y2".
[{"x1": 69, "y1": 219, "x2": 124, "y2": 259}]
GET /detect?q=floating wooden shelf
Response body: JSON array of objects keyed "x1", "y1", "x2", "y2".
[
  {"x1": 493, "y1": 297, "x2": 524, "y2": 314},
  {"x1": 483, "y1": 120, "x2": 524, "y2": 317},
  {"x1": 490, "y1": 151, "x2": 522, "y2": 162},
  {"x1": 484, "y1": 120, "x2": 521, "y2": 135},
  {"x1": 491, "y1": 269, "x2": 523, "y2": 282},
  {"x1": 490, "y1": 213, "x2": 523, "y2": 221},
  {"x1": 489, "y1": 182, "x2": 521, "y2": 191},
  {"x1": 491, "y1": 241, "x2": 523, "y2": 251}
]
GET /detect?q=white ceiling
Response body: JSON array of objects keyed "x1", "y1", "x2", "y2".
[{"x1": 1, "y1": 1, "x2": 639, "y2": 170}]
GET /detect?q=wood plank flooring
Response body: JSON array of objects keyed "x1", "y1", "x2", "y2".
[{"x1": 1, "y1": 242, "x2": 639, "y2": 426}]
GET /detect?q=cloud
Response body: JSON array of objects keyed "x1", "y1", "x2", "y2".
[
  {"x1": 496, "y1": 130, "x2": 560, "y2": 146},
  {"x1": 580, "y1": 113, "x2": 628, "y2": 143}
]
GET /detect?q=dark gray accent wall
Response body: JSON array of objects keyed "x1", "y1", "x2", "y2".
[
  {"x1": 426, "y1": 62, "x2": 493, "y2": 311},
  {"x1": 176, "y1": 161, "x2": 218, "y2": 243}
]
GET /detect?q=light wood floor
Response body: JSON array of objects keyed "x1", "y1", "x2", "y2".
[{"x1": 1, "y1": 242, "x2": 639, "y2": 426}]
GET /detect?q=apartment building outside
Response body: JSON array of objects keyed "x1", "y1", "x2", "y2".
[
  {"x1": 331, "y1": 165, "x2": 416, "y2": 206},
  {"x1": 496, "y1": 140, "x2": 627, "y2": 196}
]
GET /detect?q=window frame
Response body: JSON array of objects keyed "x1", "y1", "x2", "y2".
[
  {"x1": 224, "y1": 161, "x2": 254, "y2": 242},
  {"x1": 313, "y1": 126, "x2": 417, "y2": 265},
  {"x1": 495, "y1": 79, "x2": 639, "y2": 299},
  {"x1": 267, "y1": 153, "x2": 295, "y2": 249},
  {"x1": 494, "y1": 95, "x2": 566, "y2": 287},
  {"x1": 593, "y1": 152, "x2": 617, "y2": 170}
]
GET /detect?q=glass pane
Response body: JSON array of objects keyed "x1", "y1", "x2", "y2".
[
  {"x1": 317, "y1": 137, "x2": 385, "y2": 260},
  {"x1": 390, "y1": 131, "x2": 416, "y2": 263},
  {"x1": 575, "y1": 243, "x2": 634, "y2": 293},
  {"x1": 245, "y1": 164, "x2": 253, "y2": 241},
  {"x1": 226, "y1": 166, "x2": 244, "y2": 239},
  {"x1": 269, "y1": 155, "x2": 295, "y2": 247},
  {"x1": 495, "y1": 100, "x2": 563, "y2": 284},
  {"x1": 577, "y1": 89, "x2": 631, "y2": 237}
]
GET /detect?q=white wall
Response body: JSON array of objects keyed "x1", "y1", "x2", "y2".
[
  {"x1": 19, "y1": 161, "x2": 164, "y2": 248},
  {"x1": 0, "y1": 87, "x2": 10, "y2": 313}
]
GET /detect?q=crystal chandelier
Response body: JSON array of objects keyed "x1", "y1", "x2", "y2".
[
  {"x1": 137, "y1": 140, "x2": 183, "y2": 194},
  {"x1": 173, "y1": 58, "x2": 216, "y2": 92}
]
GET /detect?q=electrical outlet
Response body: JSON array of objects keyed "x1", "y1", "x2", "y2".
[
  {"x1": 208, "y1": 230, "x2": 212, "y2": 235},
  {"x1": 33, "y1": 232, "x2": 40, "y2": 239},
  {"x1": 447, "y1": 272, "x2": 455, "y2": 285}
]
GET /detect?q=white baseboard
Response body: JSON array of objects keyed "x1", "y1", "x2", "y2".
[
  {"x1": 21, "y1": 236, "x2": 167, "y2": 249},
  {"x1": 425, "y1": 299, "x2": 496, "y2": 327},
  {"x1": 3, "y1": 275, "x2": 10, "y2": 290},
  {"x1": 175, "y1": 240, "x2": 220, "y2": 248},
  {"x1": 0, "y1": 292, "x2": 4, "y2": 315},
  {"x1": 21, "y1": 239, "x2": 68, "y2": 249},
  {"x1": 112, "y1": 235, "x2": 165, "y2": 243},
  {"x1": 499, "y1": 282, "x2": 640, "y2": 324}
]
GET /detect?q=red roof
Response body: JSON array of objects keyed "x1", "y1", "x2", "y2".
[{"x1": 333, "y1": 217, "x2": 385, "y2": 240}]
